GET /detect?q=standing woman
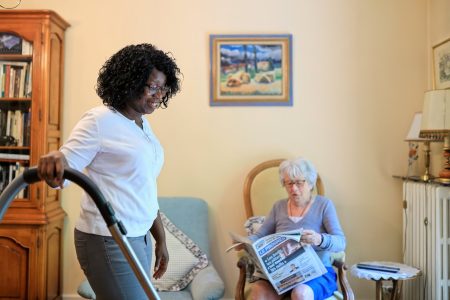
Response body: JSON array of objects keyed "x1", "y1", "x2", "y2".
[{"x1": 37, "y1": 44, "x2": 182, "y2": 299}]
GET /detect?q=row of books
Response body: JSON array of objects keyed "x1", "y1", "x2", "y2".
[
  {"x1": 0, "y1": 33, "x2": 33, "y2": 55},
  {"x1": 0, "y1": 109, "x2": 31, "y2": 147},
  {"x1": 0, "y1": 61, "x2": 32, "y2": 98},
  {"x1": 0, "y1": 162, "x2": 28, "y2": 198}
]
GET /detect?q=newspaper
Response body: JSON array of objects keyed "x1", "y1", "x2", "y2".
[{"x1": 227, "y1": 230, "x2": 327, "y2": 295}]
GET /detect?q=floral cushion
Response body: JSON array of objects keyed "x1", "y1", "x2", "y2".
[
  {"x1": 244, "y1": 215, "x2": 266, "y2": 236},
  {"x1": 150, "y1": 212, "x2": 208, "y2": 291}
]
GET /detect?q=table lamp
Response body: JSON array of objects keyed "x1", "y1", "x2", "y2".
[
  {"x1": 405, "y1": 112, "x2": 432, "y2": 181},
  {"x1": 419, "y1": 89, "x2": 450, "y2": 184}
]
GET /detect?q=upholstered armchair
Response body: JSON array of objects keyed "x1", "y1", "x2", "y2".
[
  {"x1": 235, "y1": 159, "x2": 354, "y2": 300},
  {"x1": 78, "y1": 197, "x2": 225, "y2": 300}
]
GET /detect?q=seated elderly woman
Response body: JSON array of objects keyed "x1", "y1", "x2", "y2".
[{"x1": 246, "y1": 157, "x2": 346, "y2": 300}]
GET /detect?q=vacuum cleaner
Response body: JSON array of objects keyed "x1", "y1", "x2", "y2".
[{"x1": 0, "y1": 166, "x2": 160, "y2": 300}]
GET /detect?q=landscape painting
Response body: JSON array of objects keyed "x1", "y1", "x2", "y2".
[{"x1": 210, "y1": 34, "x2": 292, "y2": 106}]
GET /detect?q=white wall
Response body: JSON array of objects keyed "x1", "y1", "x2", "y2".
[{"x1": 14, "y1": 0, "x2": 431, "y2": 299}]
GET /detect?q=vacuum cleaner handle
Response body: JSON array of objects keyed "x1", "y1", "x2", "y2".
[
  {"x1": 22, "y1": 167, "x2": 125, "y2": 232},
  {"x1": 0, "y1": 166, "x2": 160, "y2": 300}
]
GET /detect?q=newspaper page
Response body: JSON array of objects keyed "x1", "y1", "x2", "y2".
[{"x1": 228, "y1": 230, "x2": 327, "y2": 295}]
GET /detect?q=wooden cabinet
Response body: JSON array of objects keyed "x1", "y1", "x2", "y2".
[{"x1": 0, "y1": 10, "x2": 69, "y2": 300}]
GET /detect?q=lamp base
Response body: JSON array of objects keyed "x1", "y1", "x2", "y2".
[
  {"x1": 437, "y1": 148, "x2": 450, "y2": 183},
  {"x1": 420, "y1": 174, "x2": 435, "y2": 182},
  {"x1": 434, "y1": 177, "x2": 450, "y2": 184}
]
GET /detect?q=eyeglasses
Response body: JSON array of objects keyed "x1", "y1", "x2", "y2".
[
  {"x1": 283, "y1": 180, "x2": 307, "y2": 188},
  {"x1": 145, "y1": 84, "x2": 169, "y2": 96}
]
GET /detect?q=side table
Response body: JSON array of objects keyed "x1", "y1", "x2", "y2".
[{"x1": 350, "y1": 261, "x2": 421, "y2": 300}]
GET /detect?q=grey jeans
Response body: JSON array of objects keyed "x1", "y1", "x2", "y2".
[{"x1": 74, "y1": 229, "x2": 152, "y2": 300}]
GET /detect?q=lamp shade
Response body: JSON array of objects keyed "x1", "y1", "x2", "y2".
[
  {"x1": 420, "y1": 89, "x2": 450, "y2": 140},
  {"x1": 405, "y1": 112, "x2": 427, "y2": 141}
]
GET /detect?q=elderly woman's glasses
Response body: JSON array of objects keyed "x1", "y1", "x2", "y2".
[
  {"x1": 283, "y1": 180, "x2": 306, "y2": 188},
  {"x1": 145, "y1": 84, "x2": 169, "y2": 96}
]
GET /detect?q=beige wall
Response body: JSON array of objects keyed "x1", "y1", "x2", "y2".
[{"x1": 13, "y1": 0, "x2": 438, "y2": 299}]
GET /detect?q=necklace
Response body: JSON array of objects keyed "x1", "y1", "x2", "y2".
[{"x1": 288, "y1": 198, "x2": 312, "y2": 217}]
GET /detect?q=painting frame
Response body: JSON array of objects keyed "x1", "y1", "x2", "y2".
[
  {"x1": 209, "y1": 34, "x2": 292, "y2": 106},
  {"x1": 432, "y1": 37, "x2": 450, "y2": 90}
]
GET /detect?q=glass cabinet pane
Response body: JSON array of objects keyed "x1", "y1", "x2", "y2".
[{"x1": 0, "y1": 32, "x2": 32, "y2": 199}]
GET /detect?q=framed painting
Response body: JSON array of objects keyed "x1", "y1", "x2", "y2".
[
  {"x1": 209, "y1": 34, "x2": 292, "y2": 106},
  {"x1": 432, "y1": 37, "x2": 450, "y2": 89}
]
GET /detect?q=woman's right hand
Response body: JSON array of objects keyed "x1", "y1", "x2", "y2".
[{"x1": 37, "y1": 150, "x2": 68, "y2": 188}]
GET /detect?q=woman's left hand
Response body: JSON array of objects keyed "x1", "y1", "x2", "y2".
[
  {"x1": 153, "y1": 241, "x2": 169, "y2": 279},
  {"x1": 301, "y1": 229, "x2": 322, "y2": 246}
]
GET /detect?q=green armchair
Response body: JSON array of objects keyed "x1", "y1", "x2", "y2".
[{"x1": 77, "y1": 197, "x2": 225, "y2": 300}]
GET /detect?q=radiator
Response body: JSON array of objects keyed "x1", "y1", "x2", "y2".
[{"x1": 403, "y1": 181, "x2": 450, "y2": 300}]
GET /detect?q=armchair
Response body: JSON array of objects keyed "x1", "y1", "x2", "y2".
[
  {"x1": 235, "y1": 159, "x2": 354, "y2": 300},
  {"x1": 77, "y1": 197, "x2": 225, "y2": 300}
]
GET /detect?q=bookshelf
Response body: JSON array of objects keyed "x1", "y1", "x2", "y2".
[{"x1": 0, "y1": 10, "x2": 69, "y2": 299}]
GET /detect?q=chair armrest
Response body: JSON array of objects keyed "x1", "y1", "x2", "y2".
[
  {"x1": 332, "y1": 257, "x2": 355, "y2": 300},
  {"x1": 188, "y1": 264, "x2": 225, "y2": 300},
  {"x1": 236, "y1": 255, "x2": 247, "y2": 300},
  {"x1": 235, "y1": 254, "x2": 255, "y2": 300}
]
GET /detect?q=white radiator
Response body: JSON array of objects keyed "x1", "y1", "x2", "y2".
[{"x1": 403, "y1": 181, "x2": 450, "y2": 300}]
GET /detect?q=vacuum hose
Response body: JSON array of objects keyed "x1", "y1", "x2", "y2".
[{"x1": 0, "y1": 167, "x2": 160, "y2": 300}]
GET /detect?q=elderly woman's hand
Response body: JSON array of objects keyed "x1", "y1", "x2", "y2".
[{"x1": 301, "y1": 229, "x2": 323, "y2": 246}]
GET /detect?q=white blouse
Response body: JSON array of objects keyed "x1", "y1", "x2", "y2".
[{"x1": 61, "y1": 106, "x2": 164, "y2": 237}]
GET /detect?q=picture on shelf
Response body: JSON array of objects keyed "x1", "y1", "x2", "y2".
[{"x1": 0, "y1": 33, "x2": 22, "y2": 54}]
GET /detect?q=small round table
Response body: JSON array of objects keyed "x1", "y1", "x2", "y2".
[{"x1": 350, "y1": 261, "x2": 421, "y2": 300}]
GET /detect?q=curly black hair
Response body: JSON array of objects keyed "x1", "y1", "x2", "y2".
[{"x1": 96, "y1": 43, "x2": 181, "y2": 110}]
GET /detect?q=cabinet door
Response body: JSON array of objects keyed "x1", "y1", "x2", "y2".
[{"x1": 0, "y1": 226, "x2": 38, "y2": 300}]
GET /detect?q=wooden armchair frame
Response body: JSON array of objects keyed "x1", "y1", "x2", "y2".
[{"x1": 235, "y1": 159, "x2": 354, "y2": 300}]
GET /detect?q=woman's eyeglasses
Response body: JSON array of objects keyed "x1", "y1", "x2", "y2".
[
  {"x1": 283, "y1": 180, "x2": 307, "y2": 188},
  {"x1": 145, "y1": 84, "x2": 169, "y2": 96}
]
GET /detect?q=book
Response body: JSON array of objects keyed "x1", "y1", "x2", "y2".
[
  {"x1": 227, "y1": 230, "x2": 327, "y2": 295},
  {"x1": 0, "y1": 153, "x2": 30, "y2": 160},
  {"x1": 0, "y1": 64, "x2": 3, "y2": 97},
  {"x1": 5, "y1": 110, "x2": 11, "y2": 136},
  {"x1": 22, "y1": 109, "x2": 31, "y2": 146},
  {"x1": 14, "y1": 110, "x2": 22, "y2": 146},
  {"x1": 21, "y1": 40, "x2": 33, "y2": 55},
  {"x1": 25, "y1": 63, "x2": 32, "y2": 97},
  {"x1": 356, "y1": 263, "x2": 400, "y2": 273},
  {"x1": 0, "y1": 61, "x2": 31, "y2": 98},
  {"x1": 4, "y1": 64, "x2": 10, "y2": 98}
]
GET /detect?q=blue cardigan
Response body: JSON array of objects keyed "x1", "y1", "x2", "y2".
[{"x1": 249, "y1": 195, "x2": 346, "y2": 267}]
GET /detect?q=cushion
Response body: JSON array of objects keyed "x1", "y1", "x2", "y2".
[
  {"x1": 151, "y1": 212, "x2": 209, "y2": 291},
  {"x1": 243, "y1": 216, "x2": 266, "y2": 282},
  {"x1": 77, "y1": 279, "x2": 96, "y2": 299},
  {"x1": 244, "y1": 215, "x2": 265, "y2": 235},
  {"x1": 189, "y1": 264, "x2": 225, "y2": 300}
]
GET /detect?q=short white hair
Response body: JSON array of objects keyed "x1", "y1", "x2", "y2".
[{"x1": 278, "y1": 157, "x2": 318, "y2": 188}]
